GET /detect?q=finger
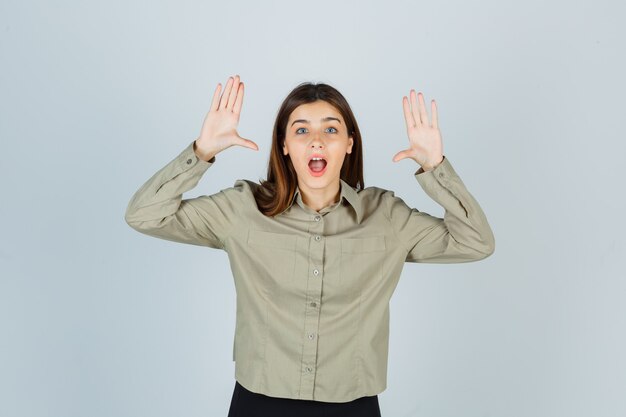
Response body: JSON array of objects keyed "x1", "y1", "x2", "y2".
[
  {"x1": 410, "y1": 90, "x2": 422, "y2": 125},
  {"x1": 238, "y1": 136, "x2": 259, "y2": 151},
  {"x1": 417, "y1": 92, "x2": 430, "y2": 126},
  {"x1": 218, "y1": 76, "x2": 234, "y2": 110},
  {"x1": 431, "y1": 99, "x2": 438, "y2": 129},
  {"x1": 233, "y1": 81, "x2": 244, "y2": 115},
  {"x1": 210, "y1": 82, "x2": 222, "y2": 112},
  {"x1": 402, "y1": 96, "x2": 416, "y2": 129},
  {"x1": 225, "y1": 74, "x2": 240, "y2": 110},
  {"x1": 392, "y1": 149, "x2": 410, "y2": 162}
]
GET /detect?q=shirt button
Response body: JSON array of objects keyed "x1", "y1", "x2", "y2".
[
  {"x1": 306, "y1": 366, "x2": 313, "y2": 372},
  {"x1": 438, "y1": 172, "x2": 444, "y2": 178},
  {"x1": 314, "y1": 216, "x2": 321, "y2": 222},
  {"x1": 310, "y1": 301, "x2": 317, "y2": 308},
  {"x1": 315, "y1": 235, "x2": 321, "y2": 241},
  {"x1": 308, "y1": 333, "x2": 315, "y2": 340},
  {"x1": 313, "y1": 269, "x2": 319, "y2": 276},
  {"x1": 186, "y1": 158, "x2": 193, "y2": 164}
]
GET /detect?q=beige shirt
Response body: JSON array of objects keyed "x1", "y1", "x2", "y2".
[{"x1": 125, "y1": 139, "x2": 495, "y2": 403}]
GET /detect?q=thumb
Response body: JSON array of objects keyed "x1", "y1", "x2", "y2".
[
  {"x1": 392, "y1": 150, "x2": 410, "y2": 162},
  {"x1": 237, "y1": 136, "x2": 259, "y2": 151}
]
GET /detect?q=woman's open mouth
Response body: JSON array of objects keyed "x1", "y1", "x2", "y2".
[{"x1": 308, "y1": 158, "x2": 328, "y2": 177}]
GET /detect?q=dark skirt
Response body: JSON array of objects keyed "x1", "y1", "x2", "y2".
[{"x1": 227, "y1": 380, "x2": 382, "y2": 417}]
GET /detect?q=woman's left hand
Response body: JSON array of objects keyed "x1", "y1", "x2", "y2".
[{"x1": 392, "y1": 89, "x2": 444, "y2": 171}]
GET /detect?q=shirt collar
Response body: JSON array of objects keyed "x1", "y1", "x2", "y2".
[{"x1": 289, "y1": 178, "x2": 362, "y2": 224}]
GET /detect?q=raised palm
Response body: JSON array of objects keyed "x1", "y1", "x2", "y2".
[
  {"x1": 196, "y1": 74, "x2": 258, "y2": 158},
  {"x1": 392, "y1": 89, "x2": 444, "y2": 171}
]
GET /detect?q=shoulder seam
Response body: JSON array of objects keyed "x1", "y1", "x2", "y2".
[
  {"x1": 222, "y1": 179, "x2": 250, "y2": 250},
  {"x1": 383, "y1": 191, "x2": 410, "y2": 255}
]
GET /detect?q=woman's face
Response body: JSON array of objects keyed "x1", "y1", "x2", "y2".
[{"x1": 283, "y1": 100, "x2": 353, "y2": 193}]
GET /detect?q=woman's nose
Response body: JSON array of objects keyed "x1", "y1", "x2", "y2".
[{"x1": 310, "y1": 134, "x2": 324, "y2": 148}]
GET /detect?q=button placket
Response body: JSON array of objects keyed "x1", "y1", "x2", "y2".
[{"x1": 299, "y1": 213, "x2": 324, "y2": 399}]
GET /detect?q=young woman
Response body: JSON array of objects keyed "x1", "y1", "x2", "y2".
[{"x1": 125, "y1": 74, "x2": 495, "y2": 417}]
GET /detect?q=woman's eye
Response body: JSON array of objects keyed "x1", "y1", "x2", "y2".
[{"x1": 295, "y1": 127, "x2": 338, "y2": 134}]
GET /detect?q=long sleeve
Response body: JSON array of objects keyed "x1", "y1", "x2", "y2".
[
  {"x1": 385, "y1": 155, "x2": 495, "y2": 263},
  {"x1": 124, "y1": 140, "x2": 242, "y2": 250}
]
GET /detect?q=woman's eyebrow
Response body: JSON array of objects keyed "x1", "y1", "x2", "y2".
[{"x1": 291, "y1": 117, "x2": 342, "y2": 127}]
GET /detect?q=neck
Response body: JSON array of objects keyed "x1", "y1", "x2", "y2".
[{"x1": 299, "y1": 181, "x2": 341, "y2": 212}]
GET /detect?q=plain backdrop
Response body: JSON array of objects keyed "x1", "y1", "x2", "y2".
[{"x1": 1, "y1": 1, "x2": 624, "y2": 416}]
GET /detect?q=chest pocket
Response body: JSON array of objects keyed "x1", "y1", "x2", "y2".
[
  {"x1": 247, "y1": 229, "x2": 297, "y2": 283},
  {"x1": 340, "y1": 236, "x2": 386, "y2": 290}
]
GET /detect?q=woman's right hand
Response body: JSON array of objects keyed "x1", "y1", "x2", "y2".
[{"x1": 194, "y1": 74, "x2": 259, "y2": 161}]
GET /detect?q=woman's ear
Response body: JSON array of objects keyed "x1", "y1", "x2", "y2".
[{"x1": 347, "y1": 136, "x2": 354, "y2": 154}]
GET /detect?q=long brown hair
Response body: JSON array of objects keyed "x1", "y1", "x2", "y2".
[{"x1": 253, "y1": 82, "x2": 364, "y2": 218}]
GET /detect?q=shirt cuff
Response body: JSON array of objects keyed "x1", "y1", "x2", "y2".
[
  {"x1": 176, "y1": 140, "x2": 216, "y2": 172},
  {"x1": 414, "y1": 155, "x2": 461, "y2": 190}
]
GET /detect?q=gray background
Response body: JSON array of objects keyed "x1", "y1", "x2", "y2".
[{"x1": 1, "y1": 0, "x2": 624, "y2": 416}]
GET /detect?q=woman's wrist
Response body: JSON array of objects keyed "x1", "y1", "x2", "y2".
[
  {"x1": 421, "y1": 155, "x2": 444, "y2": 172},
  {"x1": 193, "y1": 140, "x2": 217, "y2": 162}
]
